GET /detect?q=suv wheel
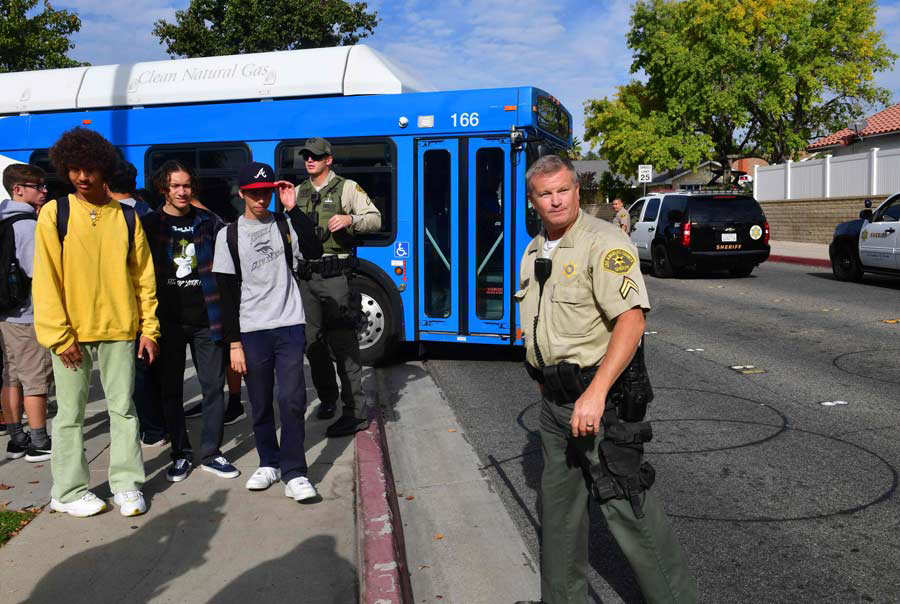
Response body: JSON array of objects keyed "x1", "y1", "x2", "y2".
[
  {"x1": 729, "y1": 265, "x2": 754, "y2": 278},
  {"x1": 652, "y1": 243, "x2": 676, "y2": 278},
  {"x1": 831, "y1": 243, "x2": 863, "y2": 282}
]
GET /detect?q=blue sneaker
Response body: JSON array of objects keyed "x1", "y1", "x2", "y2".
[
  {"x1": 201, "y1": 456, "x2": 240, "y2": 479},
  {"x1": 166, "y1": 458, "x2": 192, "y2": 482}
]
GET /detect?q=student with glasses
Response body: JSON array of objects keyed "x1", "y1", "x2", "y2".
[{"x1": 0, "y1": 164, "x2": 53, "y2": 462}]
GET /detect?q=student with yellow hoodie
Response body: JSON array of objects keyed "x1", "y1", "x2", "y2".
[{"x1": 33, "y1": 128, "x2": 160, "y2": 518}]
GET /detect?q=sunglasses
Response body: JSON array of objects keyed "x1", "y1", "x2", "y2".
[{"x1": 301, "y1": 153, "x2": 328, "y2": 162}]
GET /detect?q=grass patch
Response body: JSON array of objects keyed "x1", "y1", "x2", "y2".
[{"x1": 0, "y1": 508, "x2": 38, "y2": 546}]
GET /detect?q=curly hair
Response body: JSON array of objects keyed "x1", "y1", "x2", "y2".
[
  {"x1": 107, "y1": 160, "x2": 137, "y2": 195},
  {"x1": 152, "y1": 160, "x2": 196, "y2": 197},
  {"x1": 48, "y1": 127, "x2": 120, "y2": 182}
]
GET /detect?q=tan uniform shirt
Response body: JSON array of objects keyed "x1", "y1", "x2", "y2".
[
  {"x1": 312, "y1": 171, "x2": 382, "y2": 234},
  {"x1": 515, "y1": 211, "x2": 650, "y2": 368},
  {"x1": 613, "y1": 208, "x2": 631, "y2": 233}
]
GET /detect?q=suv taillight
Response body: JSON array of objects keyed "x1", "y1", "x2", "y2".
[
  {"x1": 763, "y1": 221, "x2": 770, "y2": 245},
  {"x1": 681, "y1": 221, "x2": 691, "y2": 247}
]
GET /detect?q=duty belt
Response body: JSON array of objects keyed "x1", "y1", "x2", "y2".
[
  {"x1": 525, "y1": 361, "x2": 597, "y2": 405},
  {"x1": 297, "y1": 255, "x2": 359, "y2": 280}
]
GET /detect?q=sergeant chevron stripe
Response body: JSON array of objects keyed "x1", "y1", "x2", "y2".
[{"x1": 619, "y1": 276, "x2": 639, "y2": 299}]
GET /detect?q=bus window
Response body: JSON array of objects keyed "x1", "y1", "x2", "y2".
[
  {"x1": 475, "y1": 147, "x2": 504, "y2": 320},
  {"x1": 423, "y1": 149, "x2": 452, "y2": 318},
  {"x1": 145, "y1": 144, "x2": 250, "y2": 221},
  {"x1": 277, "y1": 139, "x2": 395, "y2": 243},
  {"x1": 28, "y1": 150, "x2": 73, "y2": 201}
]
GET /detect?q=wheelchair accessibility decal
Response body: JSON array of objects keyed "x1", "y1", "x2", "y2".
[{"x1": 394, "y1": 241, "x2": 410, "y2": 258}]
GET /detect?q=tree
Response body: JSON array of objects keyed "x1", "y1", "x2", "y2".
[
  {"x1": 584, "y1": 81, "x2": 712, "y2": 179},
  {"x1": 566, "y1": 136, "x2": 584, "y2": 160},
  {"x1": 585, "y1": 0, "x2": 896, "y2": 181},
  {"x1": 152, "y1": 0, "x2": 379, "y2": 58},
  {"x1": 598, "y1": 171, "x2": 636, "y2": 205},
  {"x1": 0, "y1": 0, "x2": 84, "y2": 72}
]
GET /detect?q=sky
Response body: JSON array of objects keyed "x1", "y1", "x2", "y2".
[{"x1": 51, "y1": 0, "x2": 900, "y2": 148}]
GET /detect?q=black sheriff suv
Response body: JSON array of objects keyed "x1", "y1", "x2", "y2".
[{"x1": 628, "y1": 191, "x2": 770, "y2": 277}]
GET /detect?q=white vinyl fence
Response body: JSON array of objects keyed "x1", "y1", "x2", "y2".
[{"x1": 754, "y1": 147, "x2": 900, "y2": 200}]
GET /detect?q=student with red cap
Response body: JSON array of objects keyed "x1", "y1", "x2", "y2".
[{"x1": 213, "y1": 162, "x2": 323, "y2": 500}]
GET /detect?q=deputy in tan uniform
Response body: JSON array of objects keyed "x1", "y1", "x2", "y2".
[
  {"x1": 278, "y1": 137, "x2": 381, "y2": 437},
  {"x1": 612, "y1": 197, "x2": 630, "y2": 234},
  {"x1": 514, "y1": 155, "x2": 695, "y2": 604}
]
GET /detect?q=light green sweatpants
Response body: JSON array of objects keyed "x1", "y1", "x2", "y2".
[{"x1": 50, "y1": 341, "x2": 145, "y2": 503}]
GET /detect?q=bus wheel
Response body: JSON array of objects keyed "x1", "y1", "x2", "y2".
[{"x1": 355, "y1": 275, "x2": 395, "y2": 366}]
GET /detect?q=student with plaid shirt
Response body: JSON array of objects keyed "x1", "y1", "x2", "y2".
[{"x1": 142, "y1": 161, "x2": 238, "y2": 483}]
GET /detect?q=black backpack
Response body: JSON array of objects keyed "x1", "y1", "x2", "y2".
[
  {"x1": 55, "y1": 195, "x2": 136, "y2": 251},
  {"x1": 0, "y1": 214, "x2": 34, "y2": 313}
]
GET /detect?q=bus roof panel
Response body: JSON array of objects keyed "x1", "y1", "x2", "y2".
[
  {"x1": 0, "y1": 45, "x2": 433, "y2": 115},
  {"x1": 0, "y1": 67, "x2": 89, "y2": 114}
]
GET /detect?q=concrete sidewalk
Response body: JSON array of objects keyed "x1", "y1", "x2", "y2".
[
  {"x1": 0, "y1": 360, "x2": 359, "y2": 604},
  {"x1": 375, "y1": 362, "x2": 540, "y2": 603},
  {"x1": 768, "y1": 240, "x2": 831, "y2": 267}
]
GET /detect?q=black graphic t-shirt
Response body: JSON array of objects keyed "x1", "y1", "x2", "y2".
[{"x1": 160, "y1": 211, "x2": 209, "y2": 327}]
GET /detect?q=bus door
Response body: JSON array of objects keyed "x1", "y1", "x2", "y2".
[
  {"x1": 467, "y1": 138, "x2": 512, "y2": 338},
  {"x1": 417, "y1": 139, "x2": 460, "y2": 335}
]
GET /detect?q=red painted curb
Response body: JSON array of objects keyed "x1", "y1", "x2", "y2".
[
  {"x1": 355, "y1": 404, "x2": 412, "y2": 604},
  {"x1": 768, "y1": 254, "x2": 831, "y2": 268}
]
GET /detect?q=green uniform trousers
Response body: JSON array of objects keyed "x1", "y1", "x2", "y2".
[
  {"x1": 539, "y1": 396, "x2": 696, "y2": 604},
  {"x1": 50, "y1": 341, "x2": 145, "y2": 503},
  {"x1": 298, "y1": 273, "x2": 365, "y2": 419}
]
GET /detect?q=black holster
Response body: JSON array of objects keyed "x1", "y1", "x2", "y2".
[
  {"x1": 590, "y1": 406, "x2": 656, "y2": 518},
  {"x1": 608, "y1": 340, "x2": 654, "y2": 422}
]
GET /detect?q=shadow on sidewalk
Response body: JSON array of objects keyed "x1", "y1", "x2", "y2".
[
  {"x1": 20, "y1": 490, "x2": 228, "y2": 604},
  {"x1": 208, "y1": 534, "x2": 356, "y2": 603}
]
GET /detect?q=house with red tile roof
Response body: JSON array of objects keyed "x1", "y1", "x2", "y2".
[{"x1": 808, "y1": 102, "x2": 900, "y2": 156}]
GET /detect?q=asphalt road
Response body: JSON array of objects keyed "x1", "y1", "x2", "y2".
[{"x1": 413, "y1": 262, "x2": 899, "y2": 603}]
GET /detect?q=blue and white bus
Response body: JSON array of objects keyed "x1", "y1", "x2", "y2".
[{"x1": 0, "y1": 45, "x2": 573, "y2": 364}]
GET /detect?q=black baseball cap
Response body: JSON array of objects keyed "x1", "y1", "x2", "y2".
[
  {"x1": 299, "y1": 137, "x2": 333, "y2": 156},
  {"x1": 238, "y1": 161, "x2": 276, "y2": 190}
]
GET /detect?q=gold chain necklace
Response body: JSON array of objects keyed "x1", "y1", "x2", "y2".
[{"x1": 75, "y1": 196, "x2": 109, "y2": 227}]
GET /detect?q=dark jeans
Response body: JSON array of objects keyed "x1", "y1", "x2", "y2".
[
  {"x1": 160, "y1": 323, "x2": 226, "y2": 464},
  {"x1": 298, "y1": 274, "x2": 364, "y2": 419},
  {"x1": 241, "y1": 325, "x2": 308, "y2": 482},
  {"x1": 134, "y1": 338, "x2": 165, "y2": 442}
]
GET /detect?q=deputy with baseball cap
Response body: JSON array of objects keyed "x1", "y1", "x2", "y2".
[{"x1": 278, "y1": 137, "x2": 381, "y2": 437}]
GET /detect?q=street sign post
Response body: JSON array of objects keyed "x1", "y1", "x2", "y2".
[
  {"x1": 638, "y1": 164, "x2": 652, "y2": 182},
  {"x1": 638, "y1": 164, "x2": 652, "y2": 195}
]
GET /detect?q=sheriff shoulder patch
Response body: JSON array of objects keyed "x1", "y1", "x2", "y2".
[
  {"x1": 619, "y1": 276, "x2": 639, "y2": 299},
  {"x1": 356, "y1": 183, "x2": 365, "y2": 193},
  {"x1": 603, "y1": 249, "x2": 636, "y2": 274}
]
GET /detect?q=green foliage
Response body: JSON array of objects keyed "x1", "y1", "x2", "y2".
[
  {"x1": 585, "y1": 0, "x2": 896, "y2": 178},
  {"x1": 0, "y1": 0, "x2": 84, "y2": 72},
  {"x1": 152, "y1": 0, "x2": 379, "y2": 58},
  {"x1": 0, "y1": 508, "x2": 36, "y2": 546},
  {"x1": 584, "y1": 81, "x2": 713, "y2": 178},
  {"x1": 566, "y1": 136, "x2": 584, "y2": 160}
]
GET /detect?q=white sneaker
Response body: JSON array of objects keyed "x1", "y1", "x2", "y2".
[
  {"x1": 245, "y1": 467, "x2": 280, "y2": 490},
  {"x1": 113, "y1": 490, "x2": 147, "y2": 517},
  {"x1": 284, "y1": 476, "x2": 317, "y2": 501},
  {"x1": 50, "y1": 491, "x2": 107, "y2": 517}
]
